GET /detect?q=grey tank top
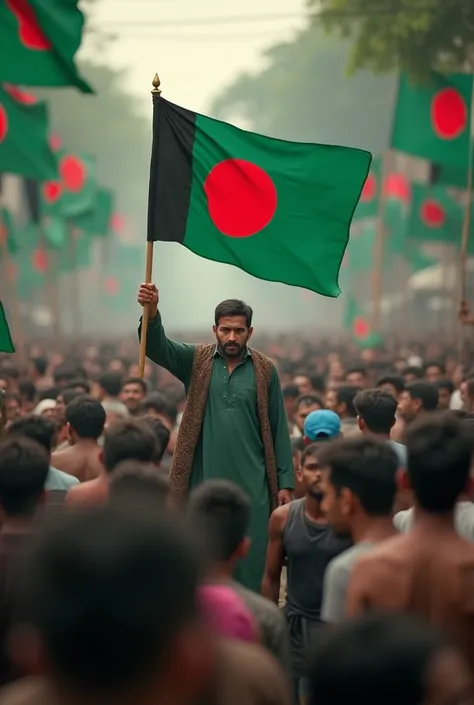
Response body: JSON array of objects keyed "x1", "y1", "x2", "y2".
[{"x1": 283, "y1": 498, "x2": 351, "y2": 620}]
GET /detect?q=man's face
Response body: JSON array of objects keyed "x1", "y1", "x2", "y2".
[
  {"x1": 297, "y1": 451, "x2": 323, "y2": 499},
  {"x1": 213, "y1": 315, "x2": 252, "y2": 359},
  {"x1": 295, "y1": 401, "x2": 323, "y2": 433},
  {"x1": 121, "y1": 383, "x2": 145, "y2": 412},
  {"x1": 320, "y1": 468, "x2": 351, "y2": 535},
  {"x1": 325, "y1": 389, "x2": 339, "y2": 413},
  {"x1": 378, "y1": 382, "x2": 399, "y2": 400},
  {"x1": 437, "y1": 387, "x2": 451, "y2": 410},
  {"x1": 55, "y1": 394, "x2": 66, "y2": 420},
  {"x1": 398, "y1": 391, "x2": 417, "y2": 422},
  {"x1": 293, "y1": 375, "x2": 312, "y2": 395},
  {"x1": 346, "y1": 371, "x2": 366, "y2": 388},
  {"x1": 5, "y1": 397, "x2": 21, "y2": 422},
  {"x1": 425, "y1": 365, "x2": 443, "y2": 383}
]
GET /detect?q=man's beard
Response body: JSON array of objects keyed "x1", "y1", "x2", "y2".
[
  {"x1": 218, "y1": 341, "x2": 246, "y2": 359},
  {"x1": 308, "y1": 487, "x2": 324, "y2": 501}
]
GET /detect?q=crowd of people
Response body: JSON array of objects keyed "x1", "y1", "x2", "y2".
[{"x1": 0, "y1": 289, "x2": 474, "y2": 704}]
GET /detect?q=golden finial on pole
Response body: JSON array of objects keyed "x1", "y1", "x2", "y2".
[{"x1": 151, "y1": 73, "x2": 162, "y2": 96}]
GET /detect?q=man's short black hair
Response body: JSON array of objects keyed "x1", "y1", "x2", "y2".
[
  {"x1": 405, "y1": 412, "x2": 472, "y2": 513},
  {"x1": 122, "y1": 377, "x2": 148, "y2": 395},
  {"x1": 334, "y1": 385, "x2": 359, "y2": 418},
  {"x1": 296, "y1": 393, "x2": 325, "y2": 411},
  {"x1": 424, "y1": 360, "x2": 446, "y2": 375},
  {"x1": 308, "y1": 613, "x2": 446, "y2": 705},
  {"x1": 139, "y1": 416, "x2": 171, "y2": 464},
  {"x1": 376, "y1": 375, "x2": 405, "y2": 394},
  {"x1": 318, "y1": 437, "x2": 398, "y2": 516},
  {"x1": 346, "y1": 367, "x2": 367, "y2": 379},
  {"x1": 214, "y1": 299, "x2": 253, "y2": 328},
  {"x1": 31, "y1": 356, "x2": 48, "y2": 377},
  {"x1": 434, "y1": 379, "x2": 454, "y2": 394},
  {"x1": 301, "y1": 443, "x2": 324, "y2": 463},
  {"x1": 53, "y1": 365, "x2": 79, "y2": 386},
  {"x1": 109, "y1": 461, "x2": 169, "y2": 506},
  {"x1": 187, "y1": 480, "x2": 251, "y2": 563},
  {"x1": 102, "y1": 419, "x2": 157, "y2": 473},
  {"x1": 64, "y1": 378, "x2": 91, "y2": 394},
  {"x1": 406, "y1": 381, "x2": 439, "y2": 412},
  {"x1": 354, "y1": 389, "x2": 397, "y2": 435},
  {"x1": 19, "y1": 505, "x2": 201, "y2": 695},
  {"x1": 401, "y1": 366, "x2": 424, "y2": 379},
  {"x1": 18, "y1": 380, "x2": 37, "y2": 403},
  {"x1": 0, "y1": 436, "x2": 49, "y2": 516},
  {"x1": 98, "y1": 372, "x2": 123, "y2": 398},
  {"x1": 60, "y1": 388, "x2": 85, "y2": 407},
  {"x1": 66, "y1": 395, "x2": 106, "y2": 440},
  {"x1": 140, "y1": 393, "x2": 178, "y2": 426},
  {"x1": 8, "y1": 415, "x2": 56, "y2": 454},
  {"x1": 282, "y1": 384, "x2": 300, "y2": 400}
]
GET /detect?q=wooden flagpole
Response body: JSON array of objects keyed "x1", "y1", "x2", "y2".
[
  {"x1": 138, "y1": 73, "x2": 161, "y2": 378},
  {"x1": 370, "y1": 151, "x2": 390, "y2": 334}
]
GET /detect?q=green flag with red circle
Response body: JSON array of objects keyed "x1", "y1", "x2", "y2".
[
  {"x1": 391, "y1": 72, "x2": 473, "y2": 168},
  {"x1": 42, "y1": 151, "x2": 97, "y2": 218},
  {"x1": 0, "y1": 0, "x2": 92, "y2": 93},
  {"x1": 408, "y1": 184, "x2": 463, "y2": 243},
  {"x1": 343, "y1": 294, "x2": 382, "y2": 349},
  {"x1": 0, "y1": 83, "x2": 57, "y2": 180},
  {"x1": 147, "y1": 98, "x2": 371, "y2": 298},
  {"x1": 72, "y1": 189, "x2": 114, "y2": 237},
  {"x1": 0, "y1": 301, "x2": 14, "y2": 353},
  {"x1": 354, "y1": 156, "x2": 381, "y2": 220}
]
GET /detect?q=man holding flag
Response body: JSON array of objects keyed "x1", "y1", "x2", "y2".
[{"x1": 138, "y1": 284, "x2": 294, "y2": 592}]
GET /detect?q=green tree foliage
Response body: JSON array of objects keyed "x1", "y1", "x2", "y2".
[
  {"x1": 34, "y1": 62, "x2": 150, "y2": 235},
  {"x1": 211, "y1": 27, "x2": 396, "y2": 154},
  {"x1": 312, "y1": 0, "x2": 474, "y2": 78}
]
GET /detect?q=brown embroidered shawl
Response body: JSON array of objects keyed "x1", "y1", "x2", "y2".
[{"x1": 169, "y1": 344, "x2": 279, "y2": 510}]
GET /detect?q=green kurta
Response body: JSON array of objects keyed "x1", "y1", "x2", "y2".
[{"x1": 141, "y1": 314, "x2": 294, "y2": 592}]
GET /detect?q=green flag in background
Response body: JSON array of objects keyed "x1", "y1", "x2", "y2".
[
  {"x1": 72, "y1": 189, "x2": 114, "y2": 236},
  {"x1": 0, "y1": 208, "x2": 20, "y2": 256},
  {"x1": 0, "y1": 84, "x2": 57, "y2": 180},
  {"x1": 354, "y1": 156, "x2": 381, "y2": 220},
  {"x1": 344, "y1": 294, "x2": 382, "y2": 349},
  {"x1": 148, "y1": 98, "x2": 371, "y2": 297},
  {"x1": 42, "y1": 152, "x2": 97, "y2": 218},
  {"x1": 408, "y1": 184, "x2": 463, "y2": 243},
  {"x1": 391, "y1": 72, "x2": 473, "y2": 167},
  {"x1": 58, "y1": 229, "x2": 93, "y2": 272},
  {"x1": 13, "y1": 222, "x2": 49, "y2": 298},
  {"x1": 0, "y1": 302, "x2": 14, "y2": 353},
  {"x1": 429, "y1": 158, "x2": 474, "y2": 190},
  {"x1": 0, "y1": 0, "x2": 92, "y2": 92}
]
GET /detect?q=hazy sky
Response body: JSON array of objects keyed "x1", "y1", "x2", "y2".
[{"x1": 82, "y1": 0, "x2": 306, "y2": 116}]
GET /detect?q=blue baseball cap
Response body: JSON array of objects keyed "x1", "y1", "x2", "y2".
[{"x1": 304, "y1": 409, "x2": 341, "y2": 441}]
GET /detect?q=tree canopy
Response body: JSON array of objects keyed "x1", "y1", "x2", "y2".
[
  {"x1": 312, "y1": 0, "x2": 474, "y2": 78},
  {"x1": 211, "y1": 27, "x2": 396, "y2": 154}
]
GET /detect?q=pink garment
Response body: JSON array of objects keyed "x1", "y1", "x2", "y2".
[{"x1": 198, "y1": 584, "x2": 257, "y2": 643}]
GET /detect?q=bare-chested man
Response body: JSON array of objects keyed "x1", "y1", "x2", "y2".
[
  {"x1": 346, "y1": 412, "x2": 474, "y2": 675},
  {"x1": 52, "y1": 396, "x2": 105, "y2": 482}
]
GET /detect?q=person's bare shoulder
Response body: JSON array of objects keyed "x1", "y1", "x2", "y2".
[
  {"x1": 64, "y1": 478, "x2": 95, "y2": 506},
  {"x1": 217, "y1": 639, "x2": 292, "y2": 705}
]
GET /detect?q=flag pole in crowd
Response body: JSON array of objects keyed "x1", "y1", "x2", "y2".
[
  {"x1": 369, "y1": 151, "x2": 390, "y2": 334},
  {"x1": 460, "y1": 74, "x2": 474, "y2": 306},
  {"x1": 138, "y1": 73, "x2": 162, "y2": 378}
]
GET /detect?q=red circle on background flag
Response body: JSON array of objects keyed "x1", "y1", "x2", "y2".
[
  {"x1": 49, "y1": 133, "x2": 62, "y2": 152},
  {"x1": 204, "y1": 159, "x2": 277, "y2": 238},
  {"x1": 3, "y1": 84, "x2": 37, "y2": 104},
  {"x1": 105, "y1": 278, "x2": 120, "y2": 296},
  {"x1": 384, "y1": 173, "x2": 411, "y2": 202},
  {"x1": 60, "y1": 155, "x2": 86, "y2": 192},
  {"x1": 0, "y1": 223, "x2": 7, "y2": 244},
  {"x1": 420, "y1": 199, "x2": 446, "y2": 228},
  {"x1": 431, "y1": 88, "x2": 467, "y2": 140},
  {"x1": 32, "y1": 248, "x2": 48, "y2": 273},
  {"x1": 110, "y1": 213, "x2": 125, "y2": 233},
  {"x1": 353, "y1": 316, "x2": 370, "y2": 339},
  {"x1": 43, "y1": 181, "x2": 61, "y2": 203},
  {"x1": 0, "y1": 104, "x2": 9, "y2": 143},
  {"x1": 6, "y1": 0, "x2": 52, "y2": 51},
  {"x1": 361, "y1": 173, "x2": 377, "y2": 202}
]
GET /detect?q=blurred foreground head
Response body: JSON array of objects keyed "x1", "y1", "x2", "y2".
[
  {"x1": 308, "y1": 613, "x2": 472, "y2": 705},
  {"x1": 15, "y1": 504, "x2": 215, "y2": 705}
]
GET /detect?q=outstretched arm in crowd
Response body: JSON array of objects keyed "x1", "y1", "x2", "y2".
[{"x1": 137, "y1": 282, "x2": 195, "y2": 386}]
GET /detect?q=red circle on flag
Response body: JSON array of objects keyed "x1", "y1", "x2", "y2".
[
  {"x1": 43, "y1": 181, "x2": 61, "y2": 203},
  {"x1": 361, "y1": 173, "x2": 377, "y2": 202},
  {"x1": 420, "y1": 199, "x2": 446, "y2": 228},
  {"x1": 384, "y1": 173, "x2": 411, "y2": 203},
  {"x1": 3, "y1": 84, "x2": 37, "y2": 104},
  {"x1": 32, "y1": 248, "x2": 48, "y2": 273},
  {"x1": 0, "y1": 104, "x2": 9, "y2": 143},
  {"x1": 49, "y1": 133, "x2": 62, "y2": 152},
  {"x1": 6, "y1": 0, "x2": 52, "y2": 51},
  {"x1": 353, "y1": 316, "x2": 370, "y2": 339},
  {"x1": 110, "y1": 213, "x2": 125, "y2": 233},
  {"x1": 105, "y1": 278, "x2": 120, "y2": 295},
  {"x1": 431, "y1": 88, "x2": 468, "y2": 140},
  {"x1": 204, "y1": 159, "x2": 277, "y2": 238},
  {"x1": 60, "y1": 155, "x2": 86, "y2": 192}
]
